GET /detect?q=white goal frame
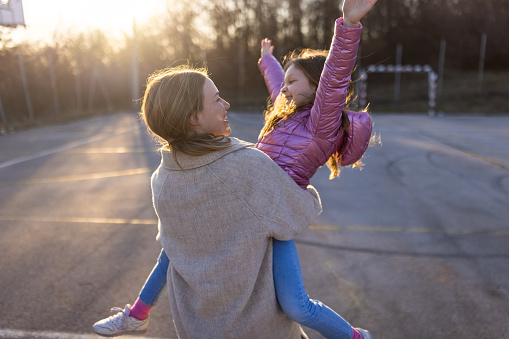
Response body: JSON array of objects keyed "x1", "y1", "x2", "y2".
[
  {"x1": 0, "y1": 0, "x2": 26, "y2": 125},
  {"x1": 0, "y1": 0, "x2": 25, "y2": 27},
  {"x1": 358, "y1": 64, "x2": 438, "y2": 116}
]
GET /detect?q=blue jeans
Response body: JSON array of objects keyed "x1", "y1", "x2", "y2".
[
  {"x1": 138, "y1": 248, "x2": 169, "y2": 306},
  {"x1": 273, "y1": 239, "x2": 353, "y2": 339},
  {"x1": 139, "y1": 241, "x2": 353, "y2": 339}
]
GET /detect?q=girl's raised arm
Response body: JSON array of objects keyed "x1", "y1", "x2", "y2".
[
  {"x1": 261, "y1": 38, "x2": 274, "y2": 58},
  {"x1": 342, "y1": 0, "x2": 378, "y2": 27},
  {"x1": 258, "y1": 39, "x2": 285, "y2": 105},
  {"x1": 306, "y1": 0, "x2": 378, "y2": 138}
]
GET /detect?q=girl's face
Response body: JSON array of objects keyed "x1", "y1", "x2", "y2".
[
  {"x1": 282, "y1": 64, "x2": 316, "y2": 107},
  {"x1": 191, "y1": 78, "x2": 231, "y2": 137}
]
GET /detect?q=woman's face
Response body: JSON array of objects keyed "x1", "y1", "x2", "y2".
[
  {"x1": 192, "y1": 78, "x2": 231, "y2": 137},
  {"x1": 282, "y1": 64, "x2": 316, "y2": 107}
]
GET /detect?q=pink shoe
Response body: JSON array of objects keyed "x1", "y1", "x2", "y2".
[{"x1": 355, "y1": 327, "x2": 372, "y2": 339}]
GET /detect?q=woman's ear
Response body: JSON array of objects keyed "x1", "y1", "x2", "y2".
[
  {"x1": 189, "y1": 114, "x2": 199, "y2": 126},
  {"x1": 189, "y1": 113, "x2": 204, "y2": 134}
]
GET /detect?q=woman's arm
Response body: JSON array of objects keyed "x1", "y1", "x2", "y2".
[
  {"x1": 218, "y1": 148, "x2": 322, "y2": 241},
  {"x1": 258, "y1": 39, "x2": 285, "y2": 105}
]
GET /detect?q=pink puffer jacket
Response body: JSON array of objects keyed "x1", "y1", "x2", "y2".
[{"x1": 256, "y1": 18, "x2": 372, "y2": 189}]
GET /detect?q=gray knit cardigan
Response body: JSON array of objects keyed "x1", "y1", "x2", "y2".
[{"x1": 152, "y1": 138, "x2": 322, "y2": 339}]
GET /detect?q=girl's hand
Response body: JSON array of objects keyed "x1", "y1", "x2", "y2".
[
  {"x1": 342, "y1": 0, "x2": 378, "y2": 27},
  {"x1": 261, "y1": 38, "x2": 274, "y2": 58}
]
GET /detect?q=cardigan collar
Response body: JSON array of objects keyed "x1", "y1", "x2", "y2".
[{"x1": 160, "y1": 137, "x2": 253, "y2": 170}]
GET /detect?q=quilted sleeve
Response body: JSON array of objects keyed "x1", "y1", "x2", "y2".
[
  {"x1": 339, "y1": 110, "x2": 373, "y2": 166},
  {"x1": 306, "y1": 18, "x2": 362, "y2": 139},
  {"x1": 258, "y1": 54, "x2": 285, "y2": 105}
]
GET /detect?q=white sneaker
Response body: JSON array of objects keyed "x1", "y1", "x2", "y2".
[
  {"x1": 93, "y1": 304, "x2": 149, "y2": 337},
  {"x1": 355, "y1": 328, "x2": 372, "y2": 339}
]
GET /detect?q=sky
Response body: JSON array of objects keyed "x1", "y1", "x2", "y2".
[{"x1": 5, "y1": 0, "x2": 167, "y2": 44}]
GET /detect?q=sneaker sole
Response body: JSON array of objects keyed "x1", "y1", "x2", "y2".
[{"x1": 93, "y1": 328, "x2": 148, "y2": 337}]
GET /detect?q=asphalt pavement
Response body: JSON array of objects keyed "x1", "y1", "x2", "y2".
[{"x1": 0, "y1": 112, "x2": 508, "y2": 339}]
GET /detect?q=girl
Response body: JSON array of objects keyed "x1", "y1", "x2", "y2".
[{"x1": 93, "y1": 0, "x2": 376, "y2": 338}]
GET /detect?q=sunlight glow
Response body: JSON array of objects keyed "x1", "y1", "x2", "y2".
[{"x1": 9, "y1": 0, "x2": 167, "y2": 44}]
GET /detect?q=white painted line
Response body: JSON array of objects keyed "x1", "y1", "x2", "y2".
[
  {"x1": 0, "y1": 215, "x2": 158, "y2": 225},
  {"x1": 0, "y1": 167, "x2": 152, "y2": 185},
  {"x1": 0, "y1": 127, "x2": 139, "y2": 170},
  {"x1": 0, "y1": 328, "x2": 166, "y2": 339}
]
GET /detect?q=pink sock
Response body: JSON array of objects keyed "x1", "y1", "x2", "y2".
[
  {"x1": 129, "y1": 297, "x2": 152, "y2": 320},
  {"x1": 351, "y1": 328, "x2": 364, "y2": 339}
]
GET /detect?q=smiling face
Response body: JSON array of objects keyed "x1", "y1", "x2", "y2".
[
  {"x1": 191, "y1": 77, "x2": 231, "y2": 137},
  {"x1": 281, "y1": 63, "x2": 317, "y2": 107}
]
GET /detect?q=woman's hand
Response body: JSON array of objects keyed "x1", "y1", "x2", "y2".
[
  {"x1": 261, "y1": 38, "x2": 274, "y2": 58},
  {"x1": 342, "y1": 0, "x2": 378, "y2": 27}
]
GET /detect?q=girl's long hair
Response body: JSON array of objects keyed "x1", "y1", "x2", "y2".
[
  {"x1": 140, "y1": 65, "x2": 231, "y2": 164},
  {"x1": 259, "y1": 49, "x2": 353, "y2": 179}
]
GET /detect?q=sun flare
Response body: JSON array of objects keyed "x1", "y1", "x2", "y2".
[{"x1": 9, "y1": 0, "x2": 167, "y2": 43}]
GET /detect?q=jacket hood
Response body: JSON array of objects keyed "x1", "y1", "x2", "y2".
[{"x1": 161, "y1": 137, "x2": 253, "y2": 170}]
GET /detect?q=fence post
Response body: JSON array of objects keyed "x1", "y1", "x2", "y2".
[
  {"x1": 88, "y1": 65, "x2": 113, "y2": 113},
  {"x1": 131, "y1": 19, "x2": 140, "y2": 111},
  {"x1": 88, "y1": 66, "x2": 96, "y2": 113},
  {"x1": 478, "y1": 33, "x2": 487, "y2": 87},
  {"x1": 238, "y1": 45, "x2": 245, "y2": 105},
  {"x1": 0, "y1": 94, "x2": 6, "y2": 125},
  {"x1": 48, "y1": 51, "x2": 60, "y2": 115},
  {"x1": 96, "y1": 69, "x2": 114, "y2": 112},
  {"x1": 394, "y1": 43, "x2": 402, "y2": 102},
  {"x1": 17, "y1": 53, "x2": 34, "y2": 121},
  {"x1": 74, "y1": 58, "x2": 83, "y2": 112},
  {"x1": 428, "y1": 71, "x2": 437, "y2": 117},
  {"x1": 437, "y1": 39, "x2": 446, "y2": 100}
]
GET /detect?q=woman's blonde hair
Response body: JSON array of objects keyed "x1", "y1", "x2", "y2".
[
  {"x1": 140, "y1": 65, "x2": 231, "y2": 161},
  {"x1": 259, "y1": 49, "x2": 353, "y2": 179}
]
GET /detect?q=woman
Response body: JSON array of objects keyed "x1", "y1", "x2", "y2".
[{"x1": 142, "y1": 65, "x2": 322, "y2": 338}]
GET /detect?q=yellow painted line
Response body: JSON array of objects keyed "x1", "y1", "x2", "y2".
[
  {"x1": 309, "y1": 225, "x2": 341, "y2": 231},
  {"x1": 0, "y1": 215, "x2": 157, "y2": 225},
  {"x1": 308, "y1": 225, "x2": 509, "y2": 236},
  {"x1": 0, "y1": 167, "x2": 152, "y2": 185},
  {"x1": 406, "y1": 227, "x2": 432, "y2": 233},
  {"x1": 67, "y1": 147, "x2": 154, "y2": 154},
  {"x1": 413, "y1": 125, "x2": 509, "y2": 170},
  {"x1": 464, "y1": 151, "x2": 509, "y2": 170},
  {"x1": 1, "y1": 216, "x2": 507, "y2": 236},
  {"x1": 412, "y1": 120, "x2": 509, "y2": 168},
  {"x1": 347, "y1": 225, "x2": 403, "y2": 232}
]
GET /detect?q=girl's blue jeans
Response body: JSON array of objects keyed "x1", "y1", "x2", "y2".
[
  {"x1": 138, "y1": 248, "x2": 169, "y2": 306},
  {"x1": 139, "y1": 240, "x2": 353, "y2": 339}
]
